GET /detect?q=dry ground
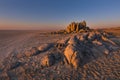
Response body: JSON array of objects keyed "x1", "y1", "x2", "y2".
[
  {"x1": 0, "y1": 28, "x2": 120, "y2": 80},
  {"x1": 100, "y1": 27, "x2": 120, "y2": 36}
]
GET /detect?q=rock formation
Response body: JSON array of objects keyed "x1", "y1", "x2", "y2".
[
  {"x1": 66, "y1": 21, "x2": 90, "y2": 33},
  {"x1": 63, "y1": 31, "x2": 118, "y2": 68},
  {"x1": 51, "y1": 21, "x2": 90, "y2": 34},
  {"x1": 0, "y1": 21, "x2": 120, "y2": 79}
]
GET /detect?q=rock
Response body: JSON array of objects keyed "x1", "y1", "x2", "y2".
[
  {"x1": 78, "y1": 33, "x2": 89, "y2": 41},
  {"x1": 68, "y1": 36, "x2": 78, "y2": 44},
  {"x1": 16, "y1": 53, "x2": 23, "y2": 58},
  {"x1": 80, "y1": 20, "x2": 86, "y2": 27},
  {"x1": 63, "y1": 30, "x2": 119, "y2": 68},
  {"x1": 101, "y1": 35, "x2": 116, "y2": 45},
  {"x1": 24, "y1": 51, "x2": 33, "y2": 57},
  {"x1": 55, "y1": 43, "x2": 65, "y2": 49},
  {"x1": 66, "y1": 21, "x2": 89, "y2": 33},
  {"x1": 92, "y1": 40, "x2": 102, "y2": 46},
  {"x1": 104, "y1": 50, "x2": 109, "y2": 55},
  {"x1": 66, "y1": 26, "x2": 71, "y2": 33},
  {"x1": 41, "y1": 54, "x2": 55, "y2": 67},
  {"x1": 79, "y1": 29, "x2": 86, "y2": 33},
  {"x1": 64, "y1": 44, "x2": 82, "y2": 68},
  {"x1": 52, "y1": 30, "x2": 67, "y2": 34},
  {"x1": 56, "y1": 37, "x2": 69, "y2": 48},
  {"x1": 24, "y1": 47, "x2": 40, "y2": 57},
  {"x1": 64, "y1": 44, "x2": 76, "y2": 64},
  {"x1": 76, "y1": 23, "x2": 79, "y2": 32},
  {"x1": 79, "y1": 35, "x2": 85, "y2": 41},
  {"x1": 88, "y1": 32, "x2": 96, "y2": 41},
  {"x1": 57, "y1": 37, "x2": 69, "y2": 44},
  {"x1": 51, "y1": 20, "x2": 90, "y2": 34},
  {"x1": 71, "y1": 22, "x2": 76, "y2": 31},
  {"x1": 101, "y1": 35, "x2": 108, "y2": 41},
  {"x1": 38, "y1": 44, "x2": 52, "y2": 52},
  {"x1": 70, "y1": 51, "x2": 81, "y2": 69}
]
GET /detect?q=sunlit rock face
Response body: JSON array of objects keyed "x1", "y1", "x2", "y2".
[
  {"x1": 41, "y1": 53, "x2": 55, "y2": 67},
  {"x1": 66, "y1": 21, "x2": 90, "y2": 33},
  {"x1": 63, "y1": 31, "x2": 118, "y2": 68}
]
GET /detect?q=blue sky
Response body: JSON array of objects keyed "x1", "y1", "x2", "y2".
[{"x1": 0, "y1": 0, "x2": 120, "y2": 30}]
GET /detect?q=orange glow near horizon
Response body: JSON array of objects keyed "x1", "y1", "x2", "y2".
[{"x1": 0, "y1": 19, "x2": 120, "y2": 30}]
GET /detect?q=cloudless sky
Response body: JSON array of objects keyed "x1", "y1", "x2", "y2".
[{"x1": 0, "y1": 0, "x2": 120, "y2": 30}]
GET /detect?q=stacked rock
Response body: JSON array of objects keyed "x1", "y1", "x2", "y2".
[{"x1": 66, "y1": 21, "x2": 90, "y2": 33}]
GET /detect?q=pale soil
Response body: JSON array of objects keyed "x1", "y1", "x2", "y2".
[
  {"x1": 0, "y1": 30, "x2": 37, "y2": 61},
  {"x1": 0, "y1": 30, "x2": 69, "y2": 62}
]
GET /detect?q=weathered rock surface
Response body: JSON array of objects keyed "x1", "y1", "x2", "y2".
[
  {"x1": 63, "y1": 31, "x2": 119, "y2": 68},
  {"x1": 66, "y1": 21, "x2": 90, "y2": 33},
  {"x1": 41, "y1": 54, "x2": 55, "y2": 67},
  {"x1": 38, "y1": 43, "x2": 53, "y2": 52},
  {"x1": 64, "y1": 44, "x2": 82, "y2": 68}
]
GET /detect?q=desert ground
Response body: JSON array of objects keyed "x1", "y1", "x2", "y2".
[
  {"x1": 0, "y1": 30, "x2": 64, "y2": 62},
  {"x1": 101, "y1": 27, "x2": 120, "y2": 36},
  {"x1": 0, "y1": 25, "x2": 120, "y2": 80}
]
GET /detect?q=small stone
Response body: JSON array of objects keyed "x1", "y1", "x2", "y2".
[
  {"x1": 92, "y1": 40, "x2": 102, "y2": 46},
  {"x1": 104, "y1": 50, "x2": 109, "y2": 55}
]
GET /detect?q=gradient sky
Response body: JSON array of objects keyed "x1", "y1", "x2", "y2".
[{"x1": 0, "y1": 0, "x2": 120, "y2": 30}]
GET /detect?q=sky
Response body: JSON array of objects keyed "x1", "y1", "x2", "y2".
[{"x1": 0, "y1": 0, "x2": 120, "y2": 30}]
